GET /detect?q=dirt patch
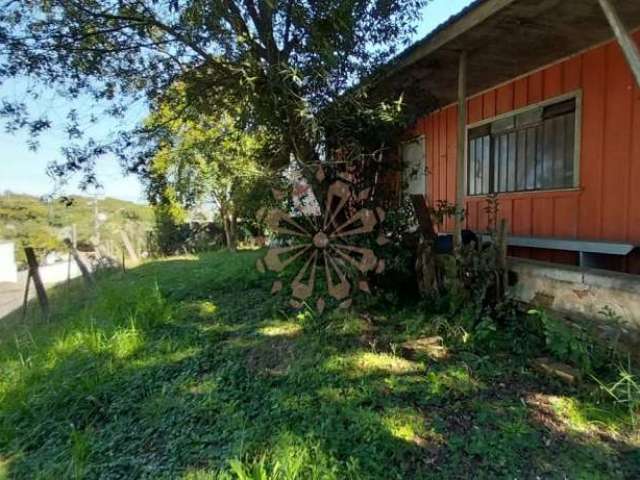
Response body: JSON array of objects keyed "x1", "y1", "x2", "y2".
[
  {"x1": 526, "y1": 393, "x2": 570, "y2": 440},
  {"x1": 246, "y1": 337, "x2": 297, "y2": 377},
  {"x1": 525, "y1": 392, "x2": 632, "y2": 449}
]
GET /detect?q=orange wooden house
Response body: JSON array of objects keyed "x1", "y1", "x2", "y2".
[{"x1": 383, "y1": 0, "x2": 640, "y2": 273}]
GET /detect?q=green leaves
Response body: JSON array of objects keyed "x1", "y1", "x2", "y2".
[{"x1": 1, "y1": 0, "x2": 427, "y2": 185}]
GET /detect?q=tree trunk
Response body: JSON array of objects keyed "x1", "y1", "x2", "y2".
[
  {"x1": 221, "y1": 206, "x2": 237, "y2": 251},
  {"x1": 221, "y1": 207, "x2": 231, "y2": 250},
  {"x1": 410, "y1": 195, "x2": 440, "y2": 297},
  {"x1": 229, "y1": 213, "x2": 238, "y2": 250}
]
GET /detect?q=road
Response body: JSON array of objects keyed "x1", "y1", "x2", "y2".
[{"x1": 0, "y1": 272, "x2": 33, "y2": 320}]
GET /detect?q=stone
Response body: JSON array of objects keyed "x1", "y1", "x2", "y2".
[
  {"x1": 401, "y1": 336, "x2": 448, "y2": 360},
  {"x1": 532, "y1": 357, "x2": 582, "y2": 385}
]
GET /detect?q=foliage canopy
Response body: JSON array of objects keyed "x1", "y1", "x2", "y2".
[
  {"x1": 1, "y1": 0, "x2": 426, "y2": 181},
  {"x1": 146, "y1": 85, "x2": 274, "y2": 249}
]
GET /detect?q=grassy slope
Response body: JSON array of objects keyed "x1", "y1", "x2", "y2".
[{"x1": 0, "y1": 251, "x2": 637, "y2": 479}]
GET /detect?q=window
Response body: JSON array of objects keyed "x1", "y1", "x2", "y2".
[
  {"x1": 467, "y1": 96, "x2": 578, "y2": 195},
  {"x1": 402, "y1": 136, "x2": 426, "y2": 195}
]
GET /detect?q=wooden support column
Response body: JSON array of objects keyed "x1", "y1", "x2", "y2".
[
  {"x1": 598, "y1": 0, "x2": 640, "y2": 88},
  {"x1": 454, "y1": 51, "x2": 468, "y2": 250}
]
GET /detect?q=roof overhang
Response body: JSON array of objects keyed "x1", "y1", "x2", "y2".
[{"x1": 378, "y1": 0, "x2": 640, "y2": 109}]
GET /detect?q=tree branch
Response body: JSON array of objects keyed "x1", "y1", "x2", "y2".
[
  {"x1": 64, "y1": 0, "x2": 215, "y2": 64},
  {"x1": 221, "y1": 0, "x2": 268, "y2": 60}
]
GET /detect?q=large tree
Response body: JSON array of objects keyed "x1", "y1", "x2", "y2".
[
  {"x1": 147, "y1": 88, "x2": 272, "y2": 250},
  {"x1": 0, "y1": 0, "x2": 427, "y2": 183}
]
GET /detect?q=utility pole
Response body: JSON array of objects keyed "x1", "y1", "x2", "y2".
[
  {"x1": 93, "y1": 193, "x2": 100, "y2": 245},
  {"x1": 72, "y1": 223, "x2": 77, "y2": 249}
]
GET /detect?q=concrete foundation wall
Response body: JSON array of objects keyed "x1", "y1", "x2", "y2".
[{"x1": 510, "y1": 258, "x2": 640, "y2": 351}]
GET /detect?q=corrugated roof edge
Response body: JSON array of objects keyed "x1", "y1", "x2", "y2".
[
  {"x1": 376, "y1": 0, "x2": 488, "y2": 80},
  {"x1": 397, "y1": 1, "x2": 487, "y2": 61}
]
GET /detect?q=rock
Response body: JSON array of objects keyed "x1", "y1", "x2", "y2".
[
  {"x1": 532, "y1": 357, "x2": 582, "y2": 385},
  {"x1": 401, "y1": 336, "x2": 448, "y2": 360}
]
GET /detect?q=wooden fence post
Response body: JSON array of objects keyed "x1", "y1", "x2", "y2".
[
  {"x1": 23, "y1": 247, "x2": 49, "y2": 321},
  {"x1": 120, "y1": 230, "x2": 139, "y2": 263},
  {"x1": 66, "y1": 252, "x2": 72, "y2": 289},
  {"x1": 64, "y1": 239, "x2": 95, "y2": 287},
  {"x1": 21, "y1": 271, "x2": 32, "y2": 321}
]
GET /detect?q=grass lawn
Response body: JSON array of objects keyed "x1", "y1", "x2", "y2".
[{"x1": 0, "y1": 250, "x2": 638, "y2": 479}]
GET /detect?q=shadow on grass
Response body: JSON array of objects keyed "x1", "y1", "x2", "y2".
[{"x1": 0, "y1": 252, "x2": 637, "y2": 479}]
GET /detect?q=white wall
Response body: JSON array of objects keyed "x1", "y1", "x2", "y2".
[
  {"x1": 0, "y1": 242, "x2": 18, "y2": 283},
  {"x1": 37, "y1": 260, "x2": 83, "y2": 285}
]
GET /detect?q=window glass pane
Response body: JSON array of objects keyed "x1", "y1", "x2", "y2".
[
  {"x1": 467, "y1": 134, "x2": 491, "y2": 195},
  {"x1": 516, "y1": 130, "x2": 526, "y2": 191},
  {"x1": 525, "y1": 127, "x2": 537, "y2": 190},
  {"x1": 466, "y1": 97, "x2": 577, "y2": 195},
  {"x1": 469, "y1": 124, "x2": 490, "y2": 139},
  {"x1": 542, "y1": 120, "x2": 555, "y2": 188},
  {"x1": 552, "y1": 116, "x2": 566, "y2": 188},
  {"x1": 564, "y1": 112, "x2": 575, "y2": 187},
  {"x1": 535, "y1": 124, "x2": 544, "y2": 190},
  {"x1": 491, "y1": 116, "x2": 515, "y2": 134},
  {"x1": 516, "y1": 107, "x2": 542, "y2": 127},
  {"x1": 544, "y1": 98, "x2": 576, "y2": 119},
  {"x1": 468, "y1": 138, "x2": 476, "y2": 195},
  {"x1": 499, "y1": 134, "x2": 508, "y2": 192},
  {"x1": 482, "y1": 136, "x2": 491, "y2": 194},
  {"x1": 475, "y1": 137, "x2": 483, "y2": 195},
  {"x1": 507, "y1": 132, "x2": 517, "y2": 192},
  {"x1": 402, "y1": 139, "x2": 426, "y2": 195}
]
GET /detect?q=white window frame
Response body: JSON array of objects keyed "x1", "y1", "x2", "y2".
[{"x1": 465, "y1": 90, "x2": 582, "y2": 197}]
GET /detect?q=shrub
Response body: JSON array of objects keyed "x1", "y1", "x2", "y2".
[{"x1": 593, "y1": 360, "x2": 640, "y2": 429}]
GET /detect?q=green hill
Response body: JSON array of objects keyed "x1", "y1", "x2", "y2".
[{"x1": 0, "y1": 192, "x2": 153, "y2": 266}]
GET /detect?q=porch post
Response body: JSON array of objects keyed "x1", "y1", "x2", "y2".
[
  {"x1": 598, "y1": 0, "x2": 640, "y2": 87},
  {"x1": 454, "y1": 51, "x2": 467, "y2": 249}
]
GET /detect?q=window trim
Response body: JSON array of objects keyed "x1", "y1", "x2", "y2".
[
  {"x1": 400, "y1": 134, "x2": 426, "y2": 197},
  {"x1": 464, "y1": 90, "x2": 582, "y2": 197}
]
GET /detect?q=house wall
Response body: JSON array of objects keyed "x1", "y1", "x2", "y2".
[
  {"x1": 412, "y1": 31, "x2": 640, "y2": 271},
  {"x1": 0, "y1": 242, "x2": 17, "y2": 283}
]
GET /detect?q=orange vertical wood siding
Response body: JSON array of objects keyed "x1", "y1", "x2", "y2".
[{"x1": 418, "y1": 34, "x2": 640, "y2": 267}]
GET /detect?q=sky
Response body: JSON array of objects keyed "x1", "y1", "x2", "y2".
[{"x1": 0, "y1": 0, "x2": 474, "y2": 205}]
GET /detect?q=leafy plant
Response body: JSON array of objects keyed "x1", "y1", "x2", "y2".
[
  {"x1": 529, "y1": 309, "x2": 610, "y2": 373},
  {"x1": 593, "y1": 357, "x2": 640, "y2": 429}
]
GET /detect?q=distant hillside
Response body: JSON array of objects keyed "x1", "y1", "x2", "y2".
[{"x1": 0, "y1": 192, "x2": 153, "y2": 265}]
